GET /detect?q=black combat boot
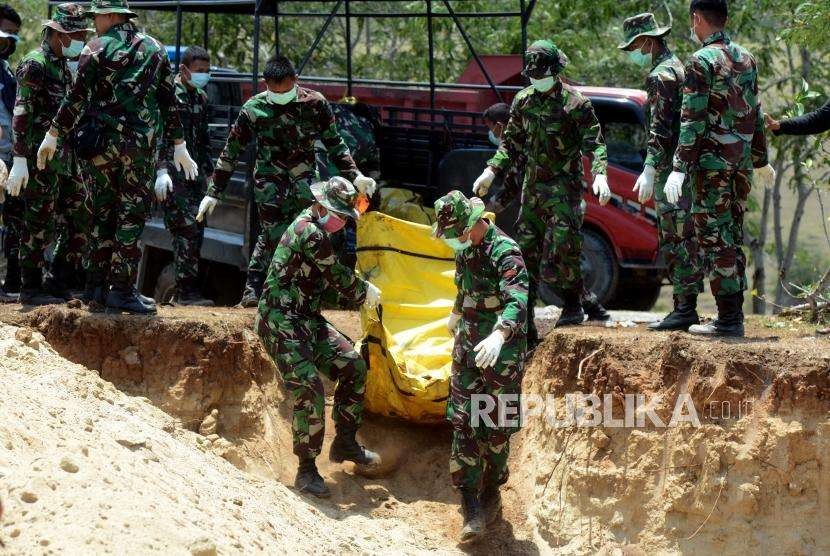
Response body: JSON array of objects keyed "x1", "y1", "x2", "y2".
[
  {"x1": 554, "y1": 289, "x2": 585, "y2": 328},
  {"x1": 82, "y1": 272, "x2": 108, "y2": 307},
  {"x1": 42, "y1": 258, "x2": 72, "y2": 300},
  {"x1": 18, "y1": 269, "x2": 65, "y2": 306},
  {"x1": 106, "y1": 285, "x2": 158, "y2": 315},
  {"x1": 459, "y1": 487, "x2": 485, "y2": 542},
  {"x1": 688, "y1": 292, "x2": 744, "y2": 337},
  {"x1": 175, "y1": 279, "x2": 214, "y2": 307},
  {"x1": 480, "y1": 483, "x2": 503, "y2": 525},
  {"x1": 582, "y1": 290, "x2": 611, "y2": 322},
  {"x1": 294, "y1": 457, "x2": 330, "y2": 498},
  {"x1": 648, "y1": 294, "x2": 700, "y2": 331},
  {"x1": 3, "y1": 253, "x2": 20, "y2": 294},
  {"x1": 238, "y1": 271, "x2": 263, "y2": 308},
  {"x1": 329, "y1": 423, "x2": 381, "y2": 467}
]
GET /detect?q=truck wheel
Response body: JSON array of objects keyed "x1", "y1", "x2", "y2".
[
  {"x1": 607, "y1": 280, "x2": 662, "y2": 311},
  {"x1": 153, "y1": 263, "x2": 176, "y2": 304},
  {"x1": 538, "y1": 228, "x2": 618, "y2": 306}
]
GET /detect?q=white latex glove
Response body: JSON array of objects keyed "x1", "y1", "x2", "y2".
[
  {"x1": 633, "y1": 165, "x2": 655, "y2": 203},
  {"x1": 354, "y1": 173, "x2": 377, "y2": 197},
  {"x1": 755, "y1": 163, "x2": 776, "y2": 189},
  {"x1": 364, "y1": 282, "x2": 381, "y2": 310},
  {"x1": 447, "y1": 312, "x2": 461, "y2": 335},
  {"x1": 36, "y1": 132, "x2": 58, "y2": 170},
  {"x1": 154, "y1": 169, "x2": 174, "y2": 202},
  {"x1": 196, "y1": 195, "x2": 218, "y2": 222},
  {"x1": 664, "y1": 171, "x2": 686, "y2": 204},
  {"x1": 173, "y1": 142, "x2": 199, "y2": 181},
  {"x1": 472, "y1": 167, "x2": 496, "y2": 196},
  {"x1": 473, "y1": 328, "x2": 506, "y2": 369},
  {"x1": 592, "y1": 174, "x2": 611, "y2": 206},
  {"x1": 5, "y1": 157, "x2": 27, "y2": 197}
]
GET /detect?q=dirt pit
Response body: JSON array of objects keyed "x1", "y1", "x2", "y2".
[{"x1": 0, "y1": 305, "x2": 828, "y2": 554}]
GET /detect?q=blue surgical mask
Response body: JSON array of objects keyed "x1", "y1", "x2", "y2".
[
  {"x1": 690, "y1": 25, "x2": 701, "y2": 45},
  {"x1": 627, "y1": 49, "x2": 650, "y2": 67},
  {"x1": 530, "y1": 75, "x2": 556, "y2": 93},
  {"x1": 62, "y1": 39, "x2": 84, "y2": 58},
  {"x1": 267, "y1": 85, "x2": 297, "y2": 105},
  {"x1": 189, "y1": 72, "x2": 210, "y2": 89},
  {"x1": 488, "y1": 130, "x2": 500, "y2": 146},
  {"x1": 443, "y1": 237, "x2": 472, "y2": 252}
]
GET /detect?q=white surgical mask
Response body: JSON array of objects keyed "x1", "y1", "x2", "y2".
[
  {"x1": 488, "y1": 129, "x2": 500, "y2": 146},
  {"x1": 443, "y1": 237, "x2": 472, "y2": 252},
  {"x1": 62, "y1": 39, "x2": 84, "y2": 59},
  {"x1": 67, "y1": 60, "x2": 79, "y2": 76},
  {"x1": 189, "y1": 72, "x2": 210, "y2": 89},
  {"x1": 267, "y1": 85, "x2": 297, "y2": 105},
  {"x1": 530, "y1": 75, "x2": 556, "y2": 93}
]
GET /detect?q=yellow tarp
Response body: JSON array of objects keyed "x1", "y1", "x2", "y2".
[{"x1": 356, "y1": 211, "x2": 455, "y2": 423}]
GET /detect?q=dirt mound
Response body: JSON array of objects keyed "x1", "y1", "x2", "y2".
[
  {"x1": 511, "y1": 328, "x2": 830, "y2": 554},
  {"x1": 2, "y1": 305, "x2": 828, "y2": 553}
]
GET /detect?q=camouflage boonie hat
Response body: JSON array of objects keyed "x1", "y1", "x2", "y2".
[
  {"x1": 85, "y1": 0, "x2": 137, "y2": 18},
  {"x1": 44, "y1": 3, "x2": 93, "y2": 34},
  {"x1": 523, "y1": 39, "x2": 569, "y2": 78},
  {"x1": 618, "y1": 12, "x2": 671, "y2": 50},
  {"x1": 432, "y1": 190, "x2": 485, "y2": 240},
  {"x1": 311, "y1": 176, "x2": 361, "y2": 220}
]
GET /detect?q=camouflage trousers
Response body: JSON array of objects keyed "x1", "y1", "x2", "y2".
[
  {"x1": 448, "y1": 312, "x2": 525, "y2": 490},
  {"x1": 655, "y1": 170, "x2": 703, "y2": 297},
  {"x1": 516, "y1": 178, "x2": 583, "y2": 336},
  {"x1": 20, "y1": 166, "x2": 90, "y2": 274},
  {"x1": 256, "y1": 309, "x2": 367, "y2": 459},
  {"x1": 86, "y1": 147, "x2": 154, "y2": 287},
  {"x1": 163, "y1": 175, "x2": 205, "y2": 289},
  {"x1": 248, "y1": 180, "x2": 313, "y2": 277},
  {"x1": 1, "y1": 164, "x2": 22, "y2": 269},
  {"x1": 691, "y1": 169, "x2": 750, "y2": 298}
]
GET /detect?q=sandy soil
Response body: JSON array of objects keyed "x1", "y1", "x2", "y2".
[{"x1": 0, "y1": 304, "x2": 827, "y2": 554}]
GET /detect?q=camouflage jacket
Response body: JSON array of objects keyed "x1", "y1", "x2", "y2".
[
  {"x1": 644, "y1": 48, "x2": 685, "y2": 175},
  {"x1": 52, "y1": 22, "x2": 184, "y2": 150},
  {"x1": 673, "y1": 31, "x2": 768, "y2": 173},
  {"x1": 317, "y1": 103, "x2": 380, "y2": 180},
  {"x1": 453, "y1": 223, "x2": 528, "y2": 339},
  {"x1": 157, "y1": 75, "x2": 213, "y2": 179},
  {"x1": 208, "y1": 87, "x2": 358, "y2": 198},
  {"x1": 259, "y1": 208, "x2": 367, "y2": 315},
  {"x1": 13, "y1": 41, "x2": 75, "y2": 174},
  {"x1": 488, "y1": 79, "x2": 608, "y2": 203}
]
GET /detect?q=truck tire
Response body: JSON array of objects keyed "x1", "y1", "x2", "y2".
[
  {"x1": 153, "y1": 263, "x2": 176, "y2": 304},
  {"x1": 607, "y1": 280, "x2": 662, "y2": 311},
  {"x1": 538, "y1": 228, "x2": 619, "y2": 306}
]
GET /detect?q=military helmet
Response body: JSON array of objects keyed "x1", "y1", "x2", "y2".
[
  {"x1": 44, "y1": 3, "x2": 93, "y2": 34},
  {"x1": 618, "y1": 12, "x2": 671, "y2": 50},
  {"x1": 310, "y1": 176, "x2": 361, "y2": 220},
  {"x1": 522, "y1": 39, "x2": 569, "y2": 79},
  {"x1": 85, "y1": 0, "x2": 137, "y2": 18},
  {"x1": 432, "y1": 190, "x2": 485, "y2": 240}
]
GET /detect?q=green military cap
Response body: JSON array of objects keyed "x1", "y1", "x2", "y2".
[
  {"x1": 44, "y1": 3, "x2": 93, "y2": 33},
  {"x1": 618, "y1": 12, "x2": 671, "y2": 50},
  {"x1": 523, "y1": 39, "x2": 569, "y2": 78},
  {"x1": 85, "y1": 0, "x2": 137, "y2": 18},
  {"x1": 432, "y1": 190, "x2": 485, "y2": 240},
  {"x1": 311, "y1": 176, "x2": 361, "y2": 220}
]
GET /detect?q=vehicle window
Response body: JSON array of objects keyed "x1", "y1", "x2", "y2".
[{"x1": 590, "y1": 99, "x2": 647, "y2": 173}]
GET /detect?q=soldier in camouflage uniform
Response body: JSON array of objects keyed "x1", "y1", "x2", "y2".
[
  {"x1": 472, "y1": 40, "x2": 612, "y2": 340},
  {"x1": 156, "y1": 46, "x2": 214, "y2": 306},
  {"x1": 197, "y1": 55, "x2": 376, "y2": 308},
  {"x1": 433, "y1": 190, "x2": 528, "y2": 542},
  {"x1": 4, "y1": 4, "x2": 91, "y2": 305},
  {"x1": 255, "y1": 176, "x2": 382, "y2": 498},
  {"x1": 618, "y1": 13, "x2": 705, "y2": 331},
  {"x1": 665, "y1": 0, "x2": 775, "y2": 337},
  {"x1": 39, "y1": 0, "x2": 198, "y2": 314}
]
